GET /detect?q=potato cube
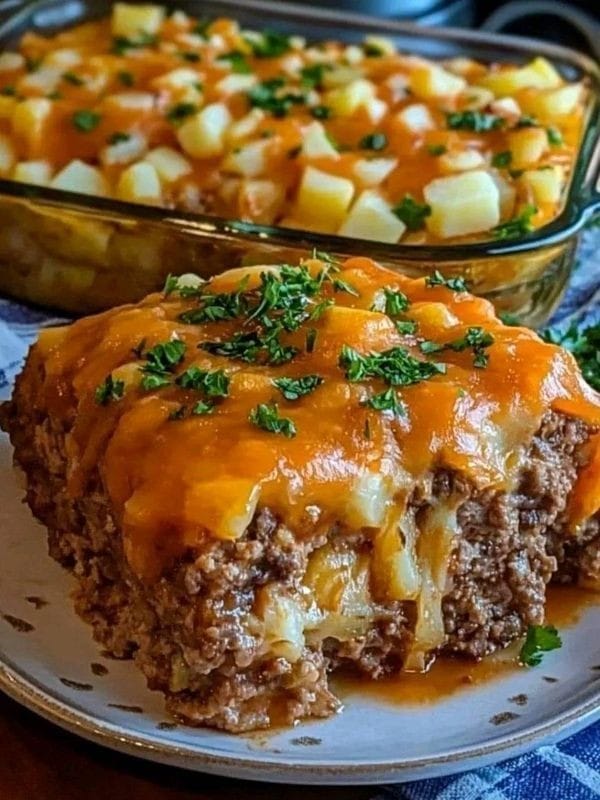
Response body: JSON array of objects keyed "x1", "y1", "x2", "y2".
[
  {"x1": 215, "y1": 73, "x2": 257, "y2": 96},
  {"x1": 226, "y1": 108, "x2": 265, "y2": 142},
  {"x1": 100, "y1": 133, "x2": 147, "y2": 167},
  {"x1": 18, "y1": 66, "x2": 63, "y2": 96},
  {"x1": 12, "y1": 160, "x2": 52, "y2": 186},
  {"x1": 45, "y1": 48, "x2": 81, "y2": 69},
  {"x1": 507, "y1": 127, "x2": 548, "y2": 168},
  {"x1": 439, "y1": 149, "x2": 485, "y2": 173},
  {"x1": 116, "y1": 162, "x2": 162, "y2": 204},
  {"x1": 364, "y1": 96, "x2": 388, "y2": 124},
  {"x1": 338, "y1": 190, "x2": 406, "y2": 243},
  {"x1": 154, "y1": 67, "x2": 202, "y2": 91},
  {"x1": 145, "y1": 146, "x2": 192, "y2": 182},
  {"x1": 177, "y1": 102, "x2": 232, "y2": 159},
  {"x1": 111, "y1": 3, "x2": 165, "y2": 39},
  {"x1": 324, "y1": 79, "x2": 376, "y2": 117},
  {"x1": 183, "y1": 479, "x2": 261, "y2": 541},
  {"x1": 222, "y1": 139, "x2": 268, "y2": 177},
  {"x1": 409, "y1": 64, "x2": 466, "y2": 99},
  {"x1": 51, "y1": 160, "x2": 109, "y2": 196},
  {"x1": 322, "y1": 66, "x2": 363, "y2": 90},
  {"x1": 521, "y1": 165, "x2": 564, "y2": 204},
  {"x1": 519, "y1": 84, "x2": 583, "y2": 119},
  {"x1": 0, "y1": 95, "x2": 16, "y2": 120},
  {"x1": 294, "y1": 166, "x2": 355, "y2": 232},
  {"x1": 353, "y1": 157, "x2": 397, "y2": 187},
  {"x1": 302, "y1": 121, "x2": 339, "y2": 159},
  {"x1": 0, "y1": 133, "x2": 16, "y2": 176},
  {"x1": 490, "y1": 172, "x2": 516, "y2": 220},
  {"x1": 424, "y1": 170, "x2": 500, "y2": 238},
  {"x1": 238, "y1": 179, "x2": 285, "y2": 224},
  {"x1": 109, "y1": 92, "x2": 156, "y2": 112},
  {"x1": 479, "y1": 56, "x2": 561, "y2": 95},
  {"x1": 395, "y1": 103, "x2": 435, "y2": 134},
  {"x1": 0, "y1": 52, "x2": 24, "y2": 72},
  {"x1": 347, "y1": 471, "x2": 392, "y2": 527}
]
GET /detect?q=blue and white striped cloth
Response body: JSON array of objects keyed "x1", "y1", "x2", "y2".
[{"x1": 0, "y1": 229, "x2": 598, "y2": 797}]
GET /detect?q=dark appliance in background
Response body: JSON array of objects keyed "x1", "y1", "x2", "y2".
[{"x1": 298, "y1": 1, "x2": 600, "y2": 57}]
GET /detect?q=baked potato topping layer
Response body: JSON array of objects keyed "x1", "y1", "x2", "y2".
[{"x1": 0, "y1": 3, "x2": 586, "y2": 243}]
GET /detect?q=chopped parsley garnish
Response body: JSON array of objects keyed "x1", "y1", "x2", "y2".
[
  {"x1": 492, "y1": 150, "x2": 512, "y2": 168},
  {"x1": 363, "y1": 387, "x2": 405, "y2": 415},
  {"x1": 72, "y1": 109, "x2": 101, "y2": 132},
  {"x1": 179, "y1": 287, "x2": 246, "y2": 323},
  {"x1": 517, "y1": 114, "x2": 537, "y2": 127},
  {"x1": 112, "y1": 33, "x2": 157, "y2": 55},
  {"x1": 163, "y1": 273, "x2": 206, "y2": 298},
  {"x1": 139, "y1": 339, "x2": 186, "y2": 391},
  {"x1": 273, "y1": 374, "x2": 323, "y2": 400},
  {"x1": 425, "y1": 271, "x2": 468, "y2": 292},
  {"x1": 359, "y1": 132, "x2": 388, "y2": 151},
  {"x1": 166, "y1": 102, "x2": 198, "y2": 124},
  {"x1": 499, "y1": 312, "x2": 521, "y2": 326},
  {"x1": 107, "y1": 131, "x2": 130, "y2": 145},
  {"x1": 446, "y1": 110, "x2": 504, "y2": 132},
  {"x1": 117, "y1": 70, "x2": 134, "y2": 87},
  {"x1": 363, "y1": 42, "x2": 384, "y2": 57},
  {"x1": 492, "y1": 204, "x2": 537, "y2": 240},
  {"x1": 180, "y1": 51, "x2": 200, "y2": 62},
  {"x1": 306, "y1": 327, "x2": 317, "y2": 353},
  {"x1": 420, "y1": 326, "x2": 495, "y2": 369},
  {"x1": 300, "y1": 64, "x2": 329, "y2": 89},
  {"x1": 249, "y1": 402, "x2": 296, "y2": 437},
  {"x1": 332, "y1": 278, "x2": 359, "y2": 297},
  {"x1": 393, "y1": 196, "x2": 431, "y2": 231},
  {"x1": 396, "y1": 319, "x2": 418, "y2": 335},
  {"x1": 339, "y1": 344, "x2": 446, "y2": 386},
  {"x1": 168, "y1": 405, "x2": 187, "y2": 420},
  {"x1": 217, "y1": 50, "x2": 251, "y2": 74},
  {"x1": 382, "y1": 287, "x2": 410, "y2": 316},
  {"x1": 310, "y1": 299, "x2": 334, "y2": 321},
  {"x1": 25, "y1": 57, "x2": 41, "y2": 73},
  {"x1": 0, "y1": 85, "x2": 16, "y2": 96},
  {"x1": 248, "y1": 78, "x2": 304, "y2": 118},
  {"x1": 95, "y1": 374, "x2": 125, "y2": 405},
  {"x1": 194, "y1": 18, "x2": 212, "y2": 37},
  {"x1": 519, "y1": 624, "x2": 562, "y2": 667},
  {"x1": 247, "y1": 29, "x2": 292, "y2": 58},
  {"x1": 176, "y1": 366, "x2": 230, "y2": 397},
  {"x1": 547, "y1": 126, "x2": 563, "y2": 146},
  {"x1": 202, "y1": 329, "x2": 298, "y2": 366},
  {"x1": 542, "y1": 322, "x2": 600, "y2": 391},
  {"x1": 427, "y1": 143, "x2": 447, "y2": 156},
  {"x1": 62, "y1": 71, "x2": 84, "y2": 86},
  {"x1": 192, "y1": 399, "x2": 215, "y2": 415},
  {"x1": 311, "y1": 104, "x2": 332, "y2": 120}
]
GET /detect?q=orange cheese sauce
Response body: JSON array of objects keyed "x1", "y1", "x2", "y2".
[
  {"x1": 0, "y1": 7, "x2": 587, "y2": 243},
  {"x1": 31, "y1": 256, "x2": 600, "y2": 581}
]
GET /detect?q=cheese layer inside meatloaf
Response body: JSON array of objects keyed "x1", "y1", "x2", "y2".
[{"x1": 2, "y1": 255, "x2": 600, "y2": 731}]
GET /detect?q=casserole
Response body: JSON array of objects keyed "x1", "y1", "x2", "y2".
[
  {"x1": 0, "y1": 0, "x2": 597, "y2": 324},
  {"x1": 2, "y1": 254, "x2": 599, "y2": 730}
]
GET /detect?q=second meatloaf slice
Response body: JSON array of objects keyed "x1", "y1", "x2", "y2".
[{"x1": 2, "y1": 255, "x2": 599, "y2": 731}]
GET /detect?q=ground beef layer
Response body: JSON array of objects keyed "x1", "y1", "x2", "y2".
[{"x1": 2, "y1": 366, "x2": 599, "y2": 732}]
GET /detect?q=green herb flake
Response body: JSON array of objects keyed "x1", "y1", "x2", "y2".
[
  {"x1": 332, "y1": 278, "x2": 359, "y2": 297},
  {"x1": 311, "y1": 104, "x2": 332, "y2": 120},
  {"x1": 62, "y1": 71, "x2": 84, "y2": 86},
  {"x1": 421, "y1": 326, "x2": 494, "y2": 369},
  {"x1": 249, "y1": 401, "x2": 296, "y2": 437},
  {"x1": 383, "y1": 287, "x2": 410, "y2": 317},
  {"x1": 0, "y1": 86, "x2": 16, "y2": 96},
  {"x1": 363, "y1": 42, "x2": 384, "y2": 57},
  {"x1": 273, "y1": 374, "x2": 323, "y2": 400},
  {"x1": 168, "y1": 405, "x2": 187, "y2": 420},
  {"x1": 517, "y1": 114, "x2": 537, "y2": 128},
  {"x1": 72, "y1": 109, "x2": 101, "y2": 132},
  {"x1": 180, "y1": 51, "x2": 200, "y2": 62},
  {"x1": 140, "y1": 372, "x2": 171, "y2": 391},
  {"x1": 192, "y1": 399, "x2": 215, "y2": 416},
  {"x1": 176, "y1": 366, "x2": 230, "y2": 397},
  {"x1": 542, "y1": 322, "x2": 600, "y2": 391},
  {"x1": 339, "y1": 344, "x2": 446, "y2": 387},
  {"x1": 306, "y1": 327, "x2": 317, "y2": 353},
  {"x1": 217, "y1": 50, "x2": 251, "y2": 74},
  {"x1": 364, "y1": 387, "x2": 405, "y2": 415},
  {"x1": 112, "y1": 32, "x2": 157, "y2": 55},
  {"x1": 492, "y1": 150, "x2": 512, "y2": 168},
  {"x1": 139, "y1": 339, "x2": 186, "y2": 391},
  {"x1": 107, "y1": 131, "x2": 130, "y2": 145},
  {"x1": 395, "y1": 319, "x2": 418, "y2": 335},
  {"x1": 425, "y1": 271, "x2": 468, "y2": 292},
  {"x1": 519, "y1": 624, "x2": 562, "y2": 667},
  {"x1": 427, "y1": 143, "x2": 447, "y2": 156},
  {"x1": 393, "y1": 195, "x2": 431, "y2": 231},
  {"x1": 166, "y1": 102, "x2": 198, "y2": 124},
  {"x1": 248, "y1": 30, "x2": 292, "y2": 59},
  {"x1": 547, "y1": 126, "x2": 563, "y2": 146},
  {"x1": 248, "y1": 77, "x2": 304, "y2": 118},
  {"x1": 95, "y1": 374, "x2": 125, "y2": 405},
  {"x1": 446, "y1": 110, "x2": 504, "y2": 132},
  {"x1": 300, "y1": 64, "x2": 329, "y2": 89},
  {"x1": 359, "y1": 132, "x2": 388, "y2": 151},
  {"x1": 492, "y1": 204, "x2": 537, "y2": 240},
  {"x1": 117, "y1": 70, "x2": 134, "y2": 87}
]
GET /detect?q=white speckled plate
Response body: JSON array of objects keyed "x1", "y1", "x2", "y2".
[{"x1": 0, "y1": 431, "x2": 599, "y2": 785}]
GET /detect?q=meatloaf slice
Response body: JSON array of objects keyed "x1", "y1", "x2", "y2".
[{"x1": 2, "y1": 255, "x2": 600, "y2": 731}]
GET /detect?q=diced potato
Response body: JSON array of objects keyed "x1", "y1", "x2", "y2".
[
  {"x1": 45, "y1": 48, "x2": 81, "y2": 69},
  {"x1": 215, "y1": 73, "x2": 257, "y2": 96},
  {"x1": 18, "y1": 66, "x2": 62, "y2": 95},
  {"x1": 521, "y1": 165, "x2": 564, "y2": 204},
  {"x1": 256, "y1": 586, "x2": 305, "y2": 662},
  {"x1": 116, "y1": 162, "x2": 162, "y2": 204},
  {"x1": 183, "y1": 479, "x2": 261, "y2": 541},
  {"x1": 0, "y1": 52, "x2": 25, "y2": 72},
  {"x1": 51, "y1": 159, "x2": 109, "y2": 196},
  {"x1": 222, "y1": 139, "x2": 268, "y2": 177},
  {"x1": 238, "y1": 179, "x2": 285, "y2": 224},
  {"x1": 322, "y1": 65, "x2": 363, "y2": 90},
  {"x1": 0, "y1": 95, "x2": 16, "y2": 120},
  {"x1": 460, "y1": 86, "x2": 494, "y2": 110},
  {"x1": 338, "y1": 190, "x2": 406, "y2": 243},
  {"x1": 302, "y1": 121, "x2": 339, "y2": 159},
  {"x1": 364, "y1": 35, "x2": 396, "y2": 56},
  {"x1": 0, "y1": 133, "x2": 16, "y2": 176},
  {"x1": 353, "y1": 157, "x2": 397, "y2": 187},
  {"x1": 109, "y1": 92, "x2": 156, "y2": 111},
  {"x1": 176, "y1": 102, "x2": 232, "y2": 159},
  {"x1": 444, "y1": 56, "x2": 481, "y2": 77},
  {"x1": 385, "y1": 72, "x2": 409, "y2": 103},
  {"x1": 364, "y1": 96, "x2": 388, "y2": 124},
  {"x1": 395, "y1": 103, "x2": 435, "y2": 134},
  {"x1": 324, "y1": 78, "x2": 375, "y2": 117},
  {"x1": 490, "y1": 172, "x2": 516, "y2": 220},
  {"x1": 100, "y1": 133, "x2": 147, "y2": 167},
  {"x1": 226, "y1": 108, "x2": 265, "y2": 142},
  {"x1": 424, "y1": 170, "x2": 500, "y2": 238},
  {"x1": 478, "y1": 56, "x2": 561, "y2": 95},
  {"x1": 111, "y1": 3, "x2": 165, "y2": 39},
  {"x1": 12, "y1": 160, "x2": 52, "y2": 186},
  {"x1": 507, "y1": 127, "x2": 548, "y2": 169},
  {"x1": 346, "y1": 471, "x2": 392, "y2": 527},
  {"x1": 439, "y1": 149, "x2": 485, "y2": 173},
  {"x1": 294, "y1": 166, "x2": 355, "y2": 232},
  {"x1": 519, "y1": 84, "x2": 583, "y2": 119},
  {"x1": 343, "y1": 45, "x2": 364, "y2": 66},
  {"x1": 407, "y1": 301, "x2": 459, "y2": 330},
  {"x1": 490, "y1": 96, "x2": 521, "y2": 122},
  {"x1": 280, "y1": 53, "x2": 303, "y2": 77},
  {"x1": 154, "y1": 67, "x2": 202, "y2": 90},
  {"x1": 409, "y1": 64, "x2": 466, "y2": 99},
  {"x1": 145, "y1": 146, "x2": 192, "y2": 182}
]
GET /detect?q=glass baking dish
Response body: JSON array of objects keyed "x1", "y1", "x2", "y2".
[{"x1": 0, "y1": 0, "x2": 598, "y2": 325}]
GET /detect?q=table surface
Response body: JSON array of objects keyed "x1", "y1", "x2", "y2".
[{"x1": 0, "y1": 692, "x2": 375, "y2": 800}]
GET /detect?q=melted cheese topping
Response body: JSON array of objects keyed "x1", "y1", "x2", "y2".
[
  {"x1": 32, "y1": 256, "x2": 600, "y2": 589},
  {"x1": 0, "y1": 5, "x2": 586, "y2": 243}
]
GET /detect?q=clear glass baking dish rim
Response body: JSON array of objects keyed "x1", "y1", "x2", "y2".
[{"x1": 0, "y1": 0, "x2": 597, "y2": 264}]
